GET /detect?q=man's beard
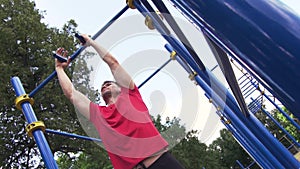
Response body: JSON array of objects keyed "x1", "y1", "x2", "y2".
[{"x1": 102, "y1": 91, "x2": 112, "y2": 101}]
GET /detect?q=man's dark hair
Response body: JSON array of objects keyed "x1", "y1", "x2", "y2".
[{"x1": 102, "y1": 80, "x2": 119, "y2": 87}]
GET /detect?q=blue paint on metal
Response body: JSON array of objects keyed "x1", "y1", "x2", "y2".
[
  {"x1": 29, "y1": 5, "x2": 129, "y2": 98},
  {"x1": 168, "y1": 0, "x2": 300, "y2": 167},
  {"x1": 138, "y1": 58, "x2": 172, "y2": 88},
  {"x1": 169, "y1": 0, "x2": 300, "y2": 120},
  {"x1": 165, "y1": 44, "x2": 284, "y2": 168},
  {"x1": 46, "y1": 129, "x2": 102, "y2": 142},
  {"x1": 11, "y1": 77, "x2": 58, "y2": 169}
]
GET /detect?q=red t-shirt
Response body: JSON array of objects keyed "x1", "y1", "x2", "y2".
[{"x1": 89, "y1": 85, "x2": 168, "y2": 169}]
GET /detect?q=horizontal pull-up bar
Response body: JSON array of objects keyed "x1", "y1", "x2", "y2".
[
  {"x1": 45, "y1": 129, "x2": 102, "y2": 142},
  {"x1": 29, "y1": 5, "x2": 129, "y2": 98},
  {"x1": 138, "y1": 58, "x2": 172, "y2": 89}
]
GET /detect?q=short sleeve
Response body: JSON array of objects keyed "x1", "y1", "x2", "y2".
[{"x1": 89, "y1": 102, "x2": 99, "y2": 124}]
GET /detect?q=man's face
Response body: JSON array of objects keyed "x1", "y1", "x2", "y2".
[{"x1": 101, "y1": 81, "x2": 121, "y2": 98}]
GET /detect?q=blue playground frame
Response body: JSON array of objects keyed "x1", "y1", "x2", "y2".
[{"x1": 11, "y1": 0, "x2": 300, "y2": 168}]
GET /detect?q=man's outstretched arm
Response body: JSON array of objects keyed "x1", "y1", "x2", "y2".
[
  {"x1": 55, "y1": 48, "x2": 91, "y2": 119},
  {"x1": 82, "y1": 35, "x2": 135, "y2": 90}
]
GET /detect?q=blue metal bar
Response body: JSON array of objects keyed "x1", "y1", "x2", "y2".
[
  {"x1": 29, "y1": 5, "x2": 129, "y2": 97},
  {"x1": 208, "y1": 95, "x2": 269, "y2": 168},
  {"x1": 238, "y1": 72, "x2": 248, "y2": 82},
  {"x1": 167, "y1": 45, "x2": 280, "y2": 168},
  {"x1": 11, "y1": 77, "x2": 58, "y2": 169},
  {"x1": 138, "y1": 58, "x2": 172, "y2": 88},
  {"x1": 236, "y1": 160, "x2": 245, "y2": 169},
  {"x1": 247, "y1": 161, "x2": 257, "y2": 168},
  {"x1": 244, "y1": 86, "x2": 257, "y2": 99},
  {"x1": 169, "y1": 0, "x2": 300, "y2": 120},
  {"x1": 240, "y1": 80, "x2": 253, "y2": 93},
  {"x1": 45, "y1": 129, "x2": 102, "y2": 142},
  {"x1": 149, "y1": 0, "x2": 206, "y2": 71},
  {"x1": 245, "y1": 75, "x2": 300, "y2": 131},
  {"x1": 135, "y1": 2, "x2": 253, "y2": 125},
  {"x1": 253, "y1": 98, "x2": 300, "y2": 148},
  {"x1": 139, "y1": 0, "x2": 171, "y2": 35},
  {"x1": 158, "y1": 2, "x2": 299, "y2": 165},
  {"x1": 248, "y1": 95, "x2": 261, "y2": 111},
  {"x1": 138, "y1": 1, "x2": 298, "y2": 167},
  {"x1": 264, "y1": 93, "x2": 300, "y2": 131},
  {"x1": 164, "y1": 44, "x2": 297, "y2": 168},
  {"x1": 210, "y1": 64, "x2": 218, "y2": 72}
]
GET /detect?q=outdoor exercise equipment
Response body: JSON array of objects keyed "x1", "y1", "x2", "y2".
[{"x1": 11, "y1": 0, "x2": 300, "y2": 168}]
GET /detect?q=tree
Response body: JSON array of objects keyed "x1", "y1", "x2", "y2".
[
  {"x1": 257, "y1": 107, "x2": 300, "y2": 153},
  {"x1": 153, "y1": 116, "x2": 221, "y2": 169},
  {"x1": 208, "y1": 129, "x2": 256, "y2": 169},
  {"x1": 207, "y1": 106, "x2": 299, "y2": 169},
  {"x1": 170, "y1": 130, "x2": 217, "y2": 169},
  {"x1": 0, "y1": 0, "x2": 108, "y2": 168},
  {"x1": 273, "y1": 108, "x2": 300, "y2": 142}
]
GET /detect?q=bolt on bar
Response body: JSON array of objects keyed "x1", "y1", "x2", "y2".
[
  {"x1": 162, "y1": 1, "x2": 300, "y2": 167},
  {"x1": 165, "y1": 44, "x2": 282, "y2": 168},
  {"x1": 11, "y1": 5, "x2": 129, "y2": 169},
  {"x1": 11, "y1": 77, "x2": 59, "y2": 169}
]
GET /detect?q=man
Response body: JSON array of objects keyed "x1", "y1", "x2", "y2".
[{"x1": 55, "y1": 34, "x2": 185, "y2": 169}]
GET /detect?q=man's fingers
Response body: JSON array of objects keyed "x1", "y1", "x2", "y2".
[
  {"x1": 56, "y1": 47, "x2": 63, "y2": 53},
  {"x1": 62, "y1": 50, "x2": 68, "y2": 57},
  {"x1": 56, "y1": 48, "x2": 68, "y2": 58}
]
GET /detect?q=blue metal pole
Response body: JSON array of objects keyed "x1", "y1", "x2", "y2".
[
  {"x1": 181, "y1": 51, "x2": 298, "y2": 167},
  {"x1": 166, "y1": 43, "x2": 280, "y2": 168},
  {"x1": 247, "y1": 161, "x2": 257, "y2": 168},
  {"x1": 253, "y1": 98, "x2": 300, "y2": 148},
  {"x1": 175, "y1": 40, "x2": 300, "y2": 168},
  {"x1": 222, "y1": 120, "x2": 269, "y2": 168},
  {"x1": 11, "y1": 77, "x2": 58, "y2": 169},
  {"x1": 45, "y1": 129, "x2": 102, "y2": 142},
  {"x1": 194, "y1": 68, "x2": 285, "y2": 169},
  {"x1": 134, "y1": 2, "x2": 245, "y2": 121},
  {"x1": 166, "y1": 45, "x2": 300, "y2": 168},
  {"x1": 29, "y1": 5, "x2": 129, "y2": 97},
  {"x1": 169, "y1": 0, "x2": 294, "y2": 119},
  {"x1": 245, "y1": 74, "x2": 300, "y2": 131},
  {"x1": 236, "y1": 160, "x2": 245, "y2": 169},
  {"x1": 149, "y1": 0, "x2": 206, "y2": 71},
  {"x1": 209, "y1": 96, "x2": 269, "y2": 168},
  {"x1": 138, "y1": 58, "x2": 172, "y2": 88},
  {"x1": 162, "y1": 6, "x2": 300, "y2": 163},
  {"x1": 263, "y1": 92, "x2": 300, "y2": 131}
]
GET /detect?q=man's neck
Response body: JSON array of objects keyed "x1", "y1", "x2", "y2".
[{"x1": 105, "y1": 96, "x2": 117, "y2": 106}]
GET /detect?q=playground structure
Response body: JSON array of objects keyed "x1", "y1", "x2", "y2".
[{"x1": 11, "y1": 0, "x2": 300, "y2": 168}]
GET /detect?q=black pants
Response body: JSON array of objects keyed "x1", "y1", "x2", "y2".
[{"x1": 147, "y1": 152, "x2": 185, "y2": 169}]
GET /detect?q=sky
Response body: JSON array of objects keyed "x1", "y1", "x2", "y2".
[
  {"x1": 33, "y1": 0, "x2": 300, "y2": 144},
  {"x1": 33, "y1": 0, "x2": 300, "y2": 35}
]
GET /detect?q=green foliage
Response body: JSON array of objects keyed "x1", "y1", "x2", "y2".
[
  {"x1": 171, "y1": 130, "x2": 214, "y2": 169},
  {"x1": 0, "y1": 0, "x2": 104, "y2": 168},
  {"x1": 208, "y1": 129, "x2": 256, "y2": 169},
  {"x1": 1, "y1": 1, "x2": 296, "y2": 169},
  {"x1": 56, "y1": 148, "x2": 112, "y2": 169},
  {"x1": 274, "y1": 108, "x2": 300, "y2": 142},
  {"x1": 153, "y1": 116, "x2": 221, "y2": 169},
  {"x1": 255, "y1": 107, "x2": 299, "y2": 146}
]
